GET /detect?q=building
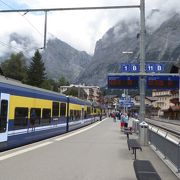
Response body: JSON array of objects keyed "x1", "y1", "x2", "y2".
[
  {"x1": 152, "y1": 90, "x2": 174, "y2": 116},
  {"x1": 131, "y1": 94, "x2": 159, "y2": 117},
  {"x1": 104, "y1": 95, "x2": 119, "y2": 115},
  {"x1": 59, "y1": 84, "x2": 102, "y2": 104},
  {"x1": 162, "y1": 90, "x2": 180, "y2": 119},
  {"x1": 150, "y1": 61, "x2": 180, "y2": 119}
]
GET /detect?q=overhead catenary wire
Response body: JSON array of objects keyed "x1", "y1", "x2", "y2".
[
  {"x1": 0, "y1": 4, "x2": 140, "y2": 49},
  {"x1": 0, "y1": 0, "x2": 44, "y2": 57},
  {"x1": 0, "y1": 0, "x2": 43, "y2": 37},
  {"x1": 0, "y1": 41, "x2": 32, "y2": 58}
]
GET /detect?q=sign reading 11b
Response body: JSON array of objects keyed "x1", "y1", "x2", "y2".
[{"x1": 120, "y1": 63, "x2": 164, "y2": 73}]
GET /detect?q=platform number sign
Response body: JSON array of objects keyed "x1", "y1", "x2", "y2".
[
  {"x1": 156, "y1": 64, "x2": 163, "y2": 71},
  {"x1": 145, "y1": 63, "x2": 164, "y2": 73},
  {"x1": 121, "y1": 63, "x2": 164, "y2": 73},
  {"x1": 120, "y1": 63, "x2": 139, "y2": 73},
  {"x1": 121, "y1": 64, "x2": 130, "y2": 72},
  {"x1": 130, "y1": 64, "x2": 140, "y2": 72}
]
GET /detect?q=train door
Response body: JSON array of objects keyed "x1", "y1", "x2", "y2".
[{"x1": 0, "y1": 93, "x2": 9, "y2": 142}]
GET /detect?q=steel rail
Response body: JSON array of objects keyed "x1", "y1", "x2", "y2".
[
  {"x1": 146, "y1": 119, "x2": 180, "y2": 138},
  {"x1": 146, "y1": 117, "x2": 180, "y2": 126}
]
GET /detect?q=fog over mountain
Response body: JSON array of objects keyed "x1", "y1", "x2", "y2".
[
  {"x1": 77, "y1": 13, "x2": 180, "y2": 86},
  {"x1": 1, "y1": 11, "x2": 180, "y2": 87}
]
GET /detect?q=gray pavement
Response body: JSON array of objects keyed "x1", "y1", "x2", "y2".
[{"x1": 0, "y1": 117, "x2": 178, "y2": 180}]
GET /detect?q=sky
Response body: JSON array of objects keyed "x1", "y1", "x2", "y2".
[{"x1": 0, "y1": 0, "x2": 180, "y2": 56}]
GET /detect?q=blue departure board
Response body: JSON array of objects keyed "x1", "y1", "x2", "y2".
[
  {"x1": 108, "y1": 75, "x2": 139, "y2": 89},
  {"x1": 146, "y1": 75, "x2": 179, "y2": 90}
]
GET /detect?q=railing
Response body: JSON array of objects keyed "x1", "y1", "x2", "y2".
[
  {"x1": 131, "y1": 118, "x2": 180, "y2": 173},
  {"x1": 148, "y1": 125, "x2": 180, "y2": 173}
]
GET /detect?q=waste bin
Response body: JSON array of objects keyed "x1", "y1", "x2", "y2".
[
  {"x1": 139, "y1": 121, "x2": 148, "y2": 146},
  {"x1": 132, "y1": 118, "x2": 139, "y2": 134}
]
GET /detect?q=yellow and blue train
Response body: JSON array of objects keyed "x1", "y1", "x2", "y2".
[{"x1": 0, "y1": 76, "x2": 104, "y2": 151}]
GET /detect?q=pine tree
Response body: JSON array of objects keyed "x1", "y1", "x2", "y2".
[
  {"x1": 27, "y1": 50, "x2": 46, "y2": 87},
  {"x1": 58, "y1": 76, "x2": 70, "y2": 86}
]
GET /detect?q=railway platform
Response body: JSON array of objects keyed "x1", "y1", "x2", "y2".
[
  {"x1": 95, "y1": 117, "x2": 179, "y2": 180},
  {"x1": 0, "y1": 117, "x2": 178, "y2": 180}
]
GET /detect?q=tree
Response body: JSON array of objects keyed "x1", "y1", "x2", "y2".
[
  {"x1": 40, "y1": 79, "x2": 53, "y2": 90},
  {"x1": 1, "y1": 52, "x2": 27, "y2": 82},
  {"x1": 64, "y1": 86, "x2": 78, "y2": 97},
  {"x1": 41, "y1": 79, "x2": 59, "y2": 92},
  {"x1": 58, "y1": 76, "x2": 69, "y2": 86},
  {"x1": 27, "y1": 50, "x2": 46, "y2": 87}
]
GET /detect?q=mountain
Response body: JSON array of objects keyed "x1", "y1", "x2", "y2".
[
  {"x1": 146, "y1": 13, "x2": 180, "y2": 62},
  {"x1": 42, "y1": 38, "x2": 92, "y2": 82},
  {"x1": 2, "y1": 13, "x2": 180, "y2": 87},
  {"x1": 77, "y1": 14, "x2": 180, "y2": 87},
  {"x1": 0, "y1": 34, "x2": 92, "y2": 83}
]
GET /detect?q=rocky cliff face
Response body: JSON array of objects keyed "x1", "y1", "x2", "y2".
[
  {"x1": 2, "y1": 13, "x2": 180, "y2": 87},
  {"x1": 42, "y1": 38, "x2": 92, "y2": 82},
  {"x1": 77, "y1": 14, "x2": 180, "y2": 87},
  {"x1": 146, "y1": 13, "x2": 180, "y2": 62}
]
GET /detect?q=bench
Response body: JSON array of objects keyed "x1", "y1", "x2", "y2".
[
  {"x1": 124, "y1": 128, "x2": 132, "y2": 139},
  {"x1": 133, "y1": 160, "x2": 161, "y2": 180},
  {"x1": 127, "y1": 139, "x2": 142, "y2": 159}
]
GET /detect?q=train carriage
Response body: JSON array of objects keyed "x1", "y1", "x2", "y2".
[{"x1": 0, "y1": 76, "x2": 99, "y2": 151}]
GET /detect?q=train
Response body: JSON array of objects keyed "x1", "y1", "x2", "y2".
[{"x1": 0, "y1": 76, "x2": 105, "y2": 151}]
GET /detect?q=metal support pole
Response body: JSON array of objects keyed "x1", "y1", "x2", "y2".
[
  {"x1": 124, "y1": 89, "x2": 126, "y2": 113},
  {"x1": 66, "y1": 96, "x2": 70, "y2": 132},
  {"x1": 139, "y1": 0, "x2": 146, "y2": 123},
  {"x1": 44, "y1": 11, "x2": 47, "y2": 49}
]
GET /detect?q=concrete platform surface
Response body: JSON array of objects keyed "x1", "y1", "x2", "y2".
[{"x1": 0, "y1": 117, "x2": 178, "y2": 180}]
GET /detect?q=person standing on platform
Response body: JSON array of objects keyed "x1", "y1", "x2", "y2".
[
  {"x1": 120, "y1": 113, "x2": 125, "y2": 131},
  {"x1": 124, "y1": 113, "x2": 129, "y2": 128},
  {"x1": 112, "y1": 113, "x2": 116, "y2": 122}
]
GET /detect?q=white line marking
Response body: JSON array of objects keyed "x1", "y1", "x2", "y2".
[
  {"x1": 0, "y1": 141, "x2": 52, "y2": 161},
  {"x1": 55, "y1": 121, "x2": 102, "y2": 141},
  {"x1": 0, "y1": 119, "x2": 105, "y2": 161}
]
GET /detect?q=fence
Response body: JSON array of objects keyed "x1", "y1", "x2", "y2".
[{"x1": 148, "y1": 126, "x2": 180, "y2": 173}]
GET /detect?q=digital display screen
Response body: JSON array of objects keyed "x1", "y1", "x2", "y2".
[
  {"x1": 146, "y1": 75, "x2": 179, "y2": 90},
  {"x1": 108, "y1": 75, "x2": 139, "y2": 89}
]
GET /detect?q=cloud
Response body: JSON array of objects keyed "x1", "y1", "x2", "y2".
[{"x1": 0, "y1": 0, "x2": 180, "y2": 56}]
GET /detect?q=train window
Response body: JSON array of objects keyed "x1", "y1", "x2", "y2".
[
  {"x1": 78, "y1": 110, "x2": 81, "y2": 120},
  {"x1": 87, "y1": 107, "x2": 91, "y2": 115},
  {"x1": 52, "y1": 102, "x2": 59, "y2": 117},
  {"x1": 84, "y1": 111, "x2": 87, "y2": 119},
  {"x1": 60, "y1": 103, "x2": 66, "y2": 116},
  {"x1": 94, "y1": 108, "x2": 97, "y2": 113},
  {"x1": 72, "y1": 110, "x2": 81, "y2": 121},
  {"x1": 30, "y1": 108, "x2": 41, "y2": 126},
  {"x1": 14, "y1": 107, "x2": 28, "y2": 129},
  {"x1": 76, "y1": 110, "x2": 80, "y2": 120},
  {"x1": 70, "y1": 110, "x2": 74, "y2": 121},
  {"x1": 41, "y1": 109, "x2": 51, "y2": 125},
  {"x1": 0, "y1": 100, "x2": 8, "y2": 133}
]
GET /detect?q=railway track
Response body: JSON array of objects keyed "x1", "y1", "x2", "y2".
[{"x1": 145, "y1": 117, "x2": 180, "y2": 138}]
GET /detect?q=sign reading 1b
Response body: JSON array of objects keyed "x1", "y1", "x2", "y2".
[
  {"x1": 120, "y1": 63, "x2": 164, "y2": 73},
  {"x1": 120, "y1": 63, "x2": 139, "y2": 73},
  {"x1": 108, "y1": 75, "x2": 139, "y2": 89}
]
